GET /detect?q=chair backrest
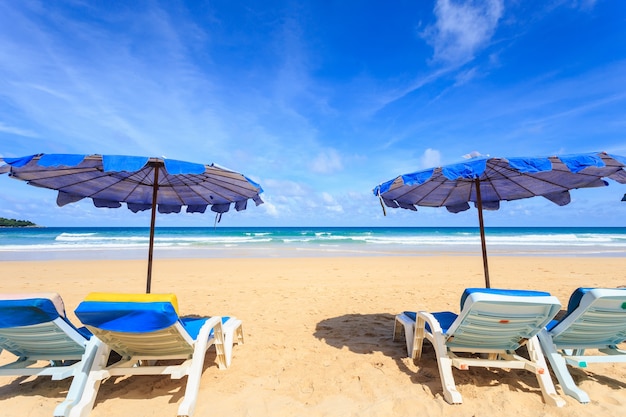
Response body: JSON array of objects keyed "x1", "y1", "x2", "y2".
[
  {"x1": 74, "y1": 293, "x2": 195, "y2": 357},
  {"x1": 548, "y1": 287, "x2": 626, "y2": 349},
  {"x1": 0, "y1": 293, "x2": 87, "y2": 359},
  {"x1": 446, "y1": 288, "x2": 561, "y2": 350}
]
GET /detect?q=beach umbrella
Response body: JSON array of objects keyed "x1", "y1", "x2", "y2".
[
  {"x1": 373, "y1": 151, "x2": 626, "y2": 288},
  {"x1": 0, "y1": 153, "x2": 264, "y2": 293}
]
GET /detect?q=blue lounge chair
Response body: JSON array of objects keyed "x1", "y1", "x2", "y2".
[
  {"x1": 69, "y1": 293, "x2": 243, "y2": 417},
  {"x1": 537, "y1": 287, "x2": 626, "y2": 403},
  {"x1": 393, "y1": 288, "x2": 565, "y2": 406},
  {"x1": 0, "y1": 293, "x2": 105, "y2": 417}
]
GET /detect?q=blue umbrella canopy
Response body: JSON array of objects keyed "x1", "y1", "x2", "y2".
[
  {"x1": 0, "y1": 153, "x2": 264, "y2": 292},
  {"x1": 373, "y1": 152, "x2": 626, "y2": 287}
]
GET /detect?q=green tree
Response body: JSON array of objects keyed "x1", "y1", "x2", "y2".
[{"x1": 0, "y1": 217, "x2": 37, "y2": 227}]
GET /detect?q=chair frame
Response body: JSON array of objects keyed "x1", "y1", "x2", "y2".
[
  {"x1": 394, "y1": 290, "x2": 565, "y2": 407},
  {"x1": 0, "y1": 293, "x2": 104, "y2": 417},
  {"x1": 68, "y1": 294, "x2": 243, "y2": 417},
  {"x1": 537, "y1": 287, "x2": 626, "y2": 403}
]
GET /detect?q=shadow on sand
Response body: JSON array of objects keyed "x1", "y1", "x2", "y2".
[
  {"x1": 314, "y1": 312, "x2": 626, "y2": 402},
  {"x1": 0, "y1": 351, "x2": 221, "y2": 410}
]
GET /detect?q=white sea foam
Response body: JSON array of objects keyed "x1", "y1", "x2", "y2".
[{"x1": 2, "y1": 227, "x2": 625, "y2": 261}]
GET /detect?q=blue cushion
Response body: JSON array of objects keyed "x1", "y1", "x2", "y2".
[
  {"x1": 545, "y1": 319, "x2": 559, "y2": 331},
  {"x1": 0, "y1": 297, "x2": 91, "y2": 340},
  {"x1": 180, "y1": 316, "x2": 230, "y2": 340},
  {"x1": 566, "y1": 287, "x2": 592, "y2": 313},
  {"x1": 545, "y1": 287, "x2": 595, "y2": 330},
  {"x1": 179, "y1": 317, "x2": 207, "y2": 339},
  {"x1": 403, "y1": 311, "x2": 458, "y2": 334},
  {"x1": 460, "y1": 288, "x2": 551, "y2": 310},
  {"x1": 0, "y1": 298, "x2": 61, "y2": 328},
  {"x1": 547, "y1": 287, "x2": 620, "y2": 330},
  {"x1": 76, "y1": 326, "x2": 93, "y2": 339},
  {"x1": 75, "y1": 301, "x2": 179, "y2": 333}
]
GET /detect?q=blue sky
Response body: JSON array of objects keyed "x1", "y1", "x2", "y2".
[{"x1": 1, "y1": 0, "x2": 625, "y2": 228}]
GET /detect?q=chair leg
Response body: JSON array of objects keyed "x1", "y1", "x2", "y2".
[
  {"x1": 435, "y1": 353, "x2": 462, "y2": 404},
  {"x1": 54, "y1": 338, "x2": 106, "y2": 417},
  {"x1": 537, "y1": 330, "x2": 590, "y2": 403},
  {"x1": 526, "y1": 336, "x2": 566, "y2": 407},
  {"x1": 392, "y1": 317, "x2": 404, "y2": 342},
  {"x1": 412, "y1": 316, "x2": 425, "y2": 362},
  {"x1": 393, "y1": 314, "x2": 415, "y2": 358},
  {"x1": 213, "y1": 321, "x2": 227, "y2": 371},
  {"x1": 67, "y1": 344, "x2": 112, "y2": 417},
  {"x1": 427, "y1": 323, "x2": 462, "y2": 404},
  {"x1": 178, "y1": 318, "x2": 222, "y2": 417},
  {"x1": 235, "y1": 322, "x2": 244, "y2": 345},
  {"x1": 221, "y1": 318, "x2": 243, "y2": 368}
]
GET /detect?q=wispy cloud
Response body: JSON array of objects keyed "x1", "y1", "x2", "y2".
[
  {"x1": 370, "y1": 1, "x2": 504, "y2": 116},
  {"x1": 321, "y1": 192, "x2": 344, "y2": 213},
  {"x1": 422, "y1": 0, "x2": 504, "y2": 66},
  {"x1": 310, "y1": 148, "x2": 343, "y2": 174},
  {"x1": 0, "y1": 4, "x2": 209, "y2": 154},
  {"x1": 0, "y1": 122, "x2": 38, "y2": 138}
]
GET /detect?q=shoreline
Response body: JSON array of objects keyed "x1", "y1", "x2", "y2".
[
  {"x1": 1, "y1": 245, "x2": 624, "y2": 262},
  {"x1": 2, "y1": 225, "x2": 626, "y2": 261}
]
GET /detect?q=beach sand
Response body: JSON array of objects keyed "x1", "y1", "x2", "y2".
[{"x1": 0, "y1": 255, "x2": 625, "y2": 417}]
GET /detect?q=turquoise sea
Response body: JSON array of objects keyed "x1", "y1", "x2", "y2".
[{"x1": 0, "y1": 227, "x2": 625, "y2": 261}]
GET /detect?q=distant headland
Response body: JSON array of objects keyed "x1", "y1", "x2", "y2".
[{"x1": 0, "y1": 217, "x2": 39, "y2": 227}]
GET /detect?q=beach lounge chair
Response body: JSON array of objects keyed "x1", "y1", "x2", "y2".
[
  {"x1": 0, "y1": 293, "x2": 105, "y2": 417},
  {"x1": 393, "y1": 288, "x2": 565, "y2": 406},
  {"x1": 69, "y1": 293, "x2": 243, "y2": 417},
  {"x1": 537, "y1": 287, "x2": 626, "y2": 403}
]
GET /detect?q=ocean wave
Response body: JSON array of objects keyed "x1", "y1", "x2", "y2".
[
  {"x1": 2, "y1": 227, "x2": 626, "y2": 258},
  {"x1": 55, "y1": 232, "x2": 98, "y2": 239},
  {"x1": 56, "y1": 234, "x2": 148, "y2": 242}
]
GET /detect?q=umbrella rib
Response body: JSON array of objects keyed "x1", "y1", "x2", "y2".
[
  {"x1": 488, "y1": 160, "x2": 602, "y2": 202},
  {"x1": 439, "y1": 178, "x2": 473, "y2": 207},
  {"x1": 21, "y1": 165, "x2": 158, "y2": 203},
  {"x1": 24, "y1": 168, "x2": 112, "y2": 196},
  {"x1": 20, "y1": 166, "x2": 98, "y2": 181},
  {"x1": 155, "y1": 167, "x2": 185, "y2": 206},
  {"x1": 84, "y1": 170, "x2": 155, "y2": 202},
  {"x1": 183, "y1": 173, "x2": 258, "y2": 202},
  {"x1": 489, "y1": 162, "x2": 543, "y2": 201},
  {"x1": 168, "y1": 174, "x2": 207, "y2": 204},
  {"x1": 14, "y1": 156, "x2": 260, "y2": 207},
  {"x1": 384, "y1": 180, "x2": 427, "y2": 205},
  {"x1": 152, "y1": 170, "x2": 257, "y2": 207}
]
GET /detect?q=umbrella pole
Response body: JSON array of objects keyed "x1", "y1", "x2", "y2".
[
  {"x1": 146, "y1": 166, "x2": 159, "y2": 293},
  {"x1": 474, "y1": 179, "x2": 491, "y2": 288}
]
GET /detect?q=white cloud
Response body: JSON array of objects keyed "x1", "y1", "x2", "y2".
[
  {"x1": 310, "y1": 148, "x2": 343, "y2": 174},
  {"x1": 263, "y1": 179, "x2": 311, "y2": 197},
  {"x1": 262, "y1": 201, "x2": 279, "y2": 217},
  {"x1": 423, "y1": 0, "x2": 504, "y2": 66},
  {"x1": 321, "y1": 192, "x2": 344, "y2": 213},
  {"x1": 420, "y1": 148, "x2": 442, "y2": 168}
]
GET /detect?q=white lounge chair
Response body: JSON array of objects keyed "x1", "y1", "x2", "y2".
[
  {"x1": 0, "y1": 293, "x2": 105, "y2": 417},
  {"x1": 69, "y1": 293, "x2": 243, "y2": 417},
  {"x1": 537, "y1": 287, "x2": 626, "y2": 403},
  {"x1": 393, "y1": 288, "x2": 565, "y2": 406}
]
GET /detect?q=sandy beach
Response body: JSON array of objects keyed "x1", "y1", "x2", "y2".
[{"x1": 0, "y1": 255, "x2": 625, "y2": 417}]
